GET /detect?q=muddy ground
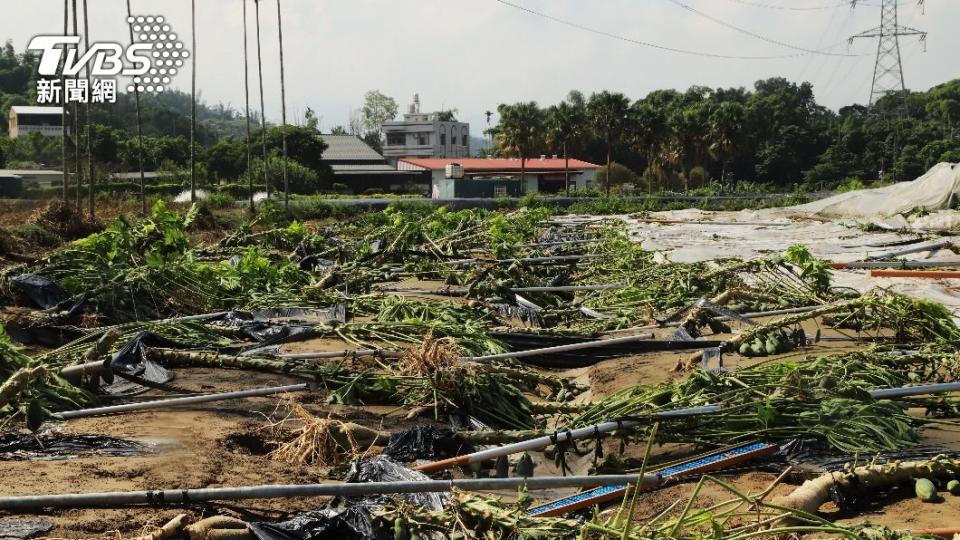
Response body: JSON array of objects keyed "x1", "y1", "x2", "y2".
[
  {"x1": 2, "y1": 203, "x2": 960, "y2": 536},
  {"x1": 0, "y1": 316, "x2": 957, "y2": 536}
]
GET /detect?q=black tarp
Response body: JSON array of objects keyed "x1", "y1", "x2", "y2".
[
  {"x1": 0, "y1": 433, "x2": 146, "y2": 460},
  {"x1": 103, "y1": 331, "x2": 177, "y2": 395},
  {"x1": 9, "y1": 274, "x2": 72, "y2": 310},
  {"x1": 382, "y1": 425, "x2": 473, "y2": 463},
  {"x1": 207, "y1": 307, "x2": 347, "y2": 354},
  {"x1": 249, "y1": 456, "x2": 446, "y2": 540}
]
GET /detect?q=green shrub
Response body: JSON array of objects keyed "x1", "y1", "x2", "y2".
[{"x1": 835, "y1": 177, "x2": 866, "y2": 193}]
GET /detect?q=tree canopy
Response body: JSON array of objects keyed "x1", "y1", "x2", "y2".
[{"x1": 491, "y1": 78, "x2": 960, "y2": 191}]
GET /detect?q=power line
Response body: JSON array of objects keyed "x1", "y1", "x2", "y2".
[
  {"x1": 664, "y1": 0, "x2": 864, "y2": 56},
  {"x1": 718, "y1": 0, "x2": 850, "y2": 10},
  {"x1": 717, "y1": 0, "x2": 900, "y2": 10},
  {"x1": 494, "y1": 0, "x2": 858, "y2": 60}
]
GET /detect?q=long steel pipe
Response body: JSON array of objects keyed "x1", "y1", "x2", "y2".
[
  {"x1": 414, "y1": 404, "x2": 722, "y2": 473},
  {"x1": 0, "y1": 474, "x2": 660, "y2": 511}
]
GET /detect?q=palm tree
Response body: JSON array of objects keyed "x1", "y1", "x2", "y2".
[
  {"x1": 254, "y1": 0, "x2": 269, "y2": 199},
  {"x1": 546, "y1": 99, "x2": 586, "y2": 195},
  {"x1": 189, "y1": 0, "x2": 197, "y2": 202},
  {"x1": 587, "y1": 91, "x2": 630, "y2": 195},
  {"x1": 708, "y1": 101, "x2": 746, "y2": 189},
  {"x1": 495, "y1": 102, "x2": 545, "y2": 192},
  {"x1": 629, "y1": 101, "x2": 668, "y2": 193},
  {"x1": 126, "y1": 0, "x2": 146, "y2": 214},
  {"x1": 276, "y1": 0, "x2": 289, "y2": 210},
  {"x1": 242, "y1": 0, "x2": 253, "y2": 212}
]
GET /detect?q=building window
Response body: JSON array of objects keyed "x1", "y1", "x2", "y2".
[
  {"x1": 417, "y1": 133, "x2": 430, "y2": 145},
  {"x1": 494, "y1": 185, "x2": 508, "y2": 197},
  {"x1": 440, "y1": 133, "x2": 446, "y2": 146},
  {"x1": 386, "y1": 133, "x2": 405, "y2": 146},
  {"x1": 452, "y1": 136, "x2": 457, "y2": 146}
]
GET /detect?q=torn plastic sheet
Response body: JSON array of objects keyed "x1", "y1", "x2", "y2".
[
  {"x1": 207, "y1": 307, "x2": 347, "y2": 352},
  {"x1": 0, "y1": 433, "x2": 146, "y2": 461},
  {"x1": 103, "y1": 331, "x2": 176, "y2": 395},
  {"x1": 0, "y1": 518, "x2": 53, "y2": 540},
  {"x1": 298, "y1": 255, "x2": 335, "y2": 272},
  {"x1": 249, "y1": 456, "x2": 446, "y2": 540},
  {"x1": 383, "y1": 425, "x2": 474, "y2": 463}
]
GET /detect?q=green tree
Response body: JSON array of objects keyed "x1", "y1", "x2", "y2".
[
  {"x1": 495, "y1": 101, "x2": 546, "y2": 190},
  {"x1": 206, "y1": 137, "x2": 247, "y2": 182},
  {"x1": 587, "y1": 91, "x2": 631, "y2": 195},
  {"x1": 360, "y1": 90, "x2": 398, "y2": 138},
  {"x1": 593, "y1": 162, "x2": 639, "y2": 190},
  {"x1": 546, "y1": 93, "x2": 587, "y2": 195},
  {"x1": 708, "y1": 101, "x2": 746, "y2": 187}
]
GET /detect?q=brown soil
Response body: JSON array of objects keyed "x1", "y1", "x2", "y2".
[{"x1": 0, "y1": 283, "x2": 958, "y2": 534}]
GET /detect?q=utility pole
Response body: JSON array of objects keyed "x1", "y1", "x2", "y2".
[{"x1": 848, "y1": 0, "x2": 926, "y2": 105}]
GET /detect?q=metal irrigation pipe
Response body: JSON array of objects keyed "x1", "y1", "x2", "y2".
[
  {"x1": 605, "y1": 305, "x2": 823, "y2": 334},
  {"x1": 868, "y1": 381, "x2": 960, "y2": 400},
  {"x1": 460, "y1": 333, "x2": 656, "y2": 362},
  {"x1": 447, "y1": 254, "x2": 602, "y2": 266},
  {"x1": 278, "y1": 349, "x2": 403, "y2": 360},
  {"x1": 52, "y1": 383, "x2": 308, "y2": 420},
  {"x1": 0, "y1": 474, "x2": 661, "y2": 511},
  {"x1": 864, "y1": 240, "x2": 952, "y2": 261},
  {"x1": 416, "y1": 381, "x2": 960, "y2": 475},
  {"x1": 414, "y1": 404, "x2": 722, "y2": 473},
  {"x1": 631, "y1": 218, "x2": 792, "y2": 227},
  {"x1": 508, "y1": 283, "x2": 625, "y2": 293}
]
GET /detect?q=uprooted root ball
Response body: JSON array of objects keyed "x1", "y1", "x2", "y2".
[{"x1": 267, "y1": 400, "x2": 383, "y2": 467}]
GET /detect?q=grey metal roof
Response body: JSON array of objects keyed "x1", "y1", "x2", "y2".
[
  {"x1": 321, "y1": 135, "x2": 386, "y2": 162},
  {"x1": 330, "y1": 163, "x2": 422, "y2": 176},
  {"x1": 10, "y1": 106, "x2": 64, "y2": 115}
]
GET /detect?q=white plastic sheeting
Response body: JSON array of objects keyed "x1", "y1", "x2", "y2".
[{"x1": 793, "y1": 162, "x2": 960, "y2": 218}]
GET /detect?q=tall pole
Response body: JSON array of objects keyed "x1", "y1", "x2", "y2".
[
  {"x1": 61, "y1": 0, "x2": 68, "y2": 202},
  {"x1": 277, "y1": 0, "x2": 289, "y2": 210},
  {"x1": 242, "y1": 0, "x2": 253, "y2": 212},
  {"x1": 254, "y1": 0, "x2": 269, "y2": 199},
  {"x1": 82, "y1": 0, "x2": 94, "y2": 219},
  {"x1": 849, "y1": 0, "x2": 926, "y2": 105},
  {"x1": 126, "y1": 0, "x2": 147, "y2": 215},
  {"x1": 71, "y1": 0, "x2": 81, "y2": 209},
  {"x1": 189, "y1": 0, "x2": 197, "y2": 202}
]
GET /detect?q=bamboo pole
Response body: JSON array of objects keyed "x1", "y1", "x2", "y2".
[
  {"x1": 461, "y1": 334, "x2": 655, "y2": 362},
  {"x1": 52, "y1": 383, "x2": 307, "y2": 419}
]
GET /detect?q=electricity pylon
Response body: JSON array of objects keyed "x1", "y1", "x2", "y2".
[{"x1": 849, "y1": 0, "x2": 926, "y2": 104}]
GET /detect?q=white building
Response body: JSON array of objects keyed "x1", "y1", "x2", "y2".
[
  {"x1": 398, "y1": 157, "x2": 600, "y2": 198},
  {"x1": 7, "y1": 106, "x2": 65, "y2": 138},
  {"x1": 381, "y1": 95, "x2": 469, "y2": 161}
]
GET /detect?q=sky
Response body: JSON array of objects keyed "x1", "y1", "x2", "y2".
[{"x1": 2, "y1": 0, "x2": 957, "y2": 135}]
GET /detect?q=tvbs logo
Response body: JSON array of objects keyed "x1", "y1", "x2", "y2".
[{"x1": 28, "y1": 15, "x2": 189, "y2": 104}]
